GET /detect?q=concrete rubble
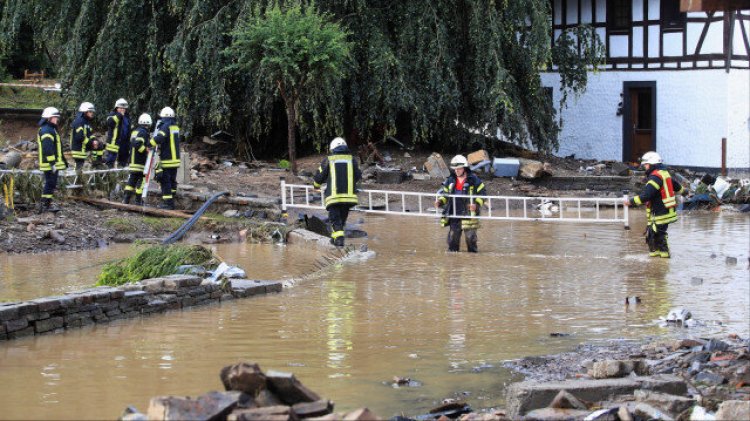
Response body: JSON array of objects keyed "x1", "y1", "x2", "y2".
[
  {"x1": 121, "y1": 362, "x2": 382, "y2": 421},
  {"x1": 437, "y1": 335, "x2": 750, "y2": 421}
]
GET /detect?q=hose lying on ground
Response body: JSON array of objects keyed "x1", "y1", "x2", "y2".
[{"x1": 162, "y1": 191, "x2": 230, "y2": 245}]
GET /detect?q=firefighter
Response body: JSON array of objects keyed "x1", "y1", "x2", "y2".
[
  {"x1": 70, "y1": 102, "x2": 97, "y2": 170},
  {"x1": 312, "y1": 137, "x2": 362, "y2": 247},
  {"x1": 36, "y1": 107, "x2": 67, "y2": 213},
  {"x1": 624, "y1": 151, "x2": 685, "y2": 258},
  {"x1": 149, "y1": 107, "x2": 180, "y2": 210},
  {"x1": 103, "y1": 98, "x2": 129, "y2": 168},
  {"x1": 435, "y1": 155, "x2": 486, "y2": 253},
  {"x1": 122, "y1": 113, "x2": 153, "y2": 205}
]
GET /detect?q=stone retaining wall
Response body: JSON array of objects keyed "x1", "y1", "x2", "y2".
[
  {"x1": 0, "y1": 275, "x2": 281, "y2": 341},
  {"x1": 533, "y1": 176, "x2": 636, "y2": 193}
]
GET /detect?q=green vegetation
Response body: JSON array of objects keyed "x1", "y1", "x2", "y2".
[
  {"x1": 104, "y1": 217, "x2": 138, "y2": 233},
  {"x1": 96, "y1": 244, "x2": 217, "y2": 286},
  {"x1": 0, "y1": 86, "x2": 64, "y2": 109},
  {"x1": 142, "y1": 216, "x2": 184, "y2": 232},
  {"x1": 224, "y1": 3, "x2": 351, "y2": 174},
  {"x1": 0, "y1": 1, "x2": 602, "y2": 158}
]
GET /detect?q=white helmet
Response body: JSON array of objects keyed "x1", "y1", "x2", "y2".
[
  {"x1": 41, "y1": 107, "x2": 61, "y2": 119},
  {"x1": 138, "y1": 113, "x2": 152, "y2": 126},
  {"x1": 78, "y1": 102, "x2": 96, "y2": 113},
  {"x1": 329, "y1": 137, "x2": 347, "y2": 151},
  {"x1": 159, "y1": 107, "x2": 175, "y2": 118},
  {"x1": 114, "y1": 98, "x2": 129, "y2": 109},
  {"x1": 450, "y1": 154, "x2": 469, "y2": 169},
  {"x1": 641, "y1": 151, "x2": 663, "y2": 165}
]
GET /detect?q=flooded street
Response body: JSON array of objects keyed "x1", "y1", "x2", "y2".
[{"x1": 0, "y1": 212, "x2": 748, "y2": 419}]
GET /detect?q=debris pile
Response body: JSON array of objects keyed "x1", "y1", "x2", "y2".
[
  {"x1": 495, "y1": 335, "x2": 750, "y2": 421},
  {"x1": 121, "y1": 362, "x2": 380, "y2": 421}
]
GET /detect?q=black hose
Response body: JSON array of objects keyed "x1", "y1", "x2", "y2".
[{"x1": 162, "y1": 191, "x2": 230, "y2": 244}]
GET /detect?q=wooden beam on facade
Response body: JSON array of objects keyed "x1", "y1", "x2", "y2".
[{"x1": 681, "y1": 0, "x2": 750, "y2": 12}]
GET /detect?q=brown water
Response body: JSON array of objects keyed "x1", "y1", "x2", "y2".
[{"x1": 0, "y1": 213, "x2": 748, "y2": 419}]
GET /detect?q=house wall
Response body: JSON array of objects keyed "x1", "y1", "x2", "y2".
[{"x1": 541, "y1": 69, "x2": 750, "y2": 170}]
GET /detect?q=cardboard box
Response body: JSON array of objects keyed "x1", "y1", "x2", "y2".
[
  {"x1": 467, "y1": 149, "x2": 490, "y2": 165},
  {"x1": 424, "y1": 153, "x2": 450, "y2": 179}
]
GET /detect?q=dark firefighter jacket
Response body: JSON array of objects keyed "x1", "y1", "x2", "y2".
[
  {"x1": 128, "y1": 126, "x2": 150, "y2": 172},
  {"x1": 149, "y1": 118, "x2": 181, "y2": 168},
  {"x1": 438, "y1": 171, "x2": 486, "y2": 229},
  {"x1": 105, "y1": 111, "x2": 125, "y2": 154},
  {"x1": 70, "y1": 112, "x2": 94, "y2": 160},
  {"x1": 629, "y1": 164, "x2": 684, "y2": 225},
  {"x1": 37, "y1": 120, "x2": 66, "y2": 172},
  {"x1": 313, "y1": 145, "x2": 361, "y2": 208}
]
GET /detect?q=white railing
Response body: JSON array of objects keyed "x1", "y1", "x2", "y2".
[{"x1": 281, "y1": 179, "x2": 629, "y2": 228}]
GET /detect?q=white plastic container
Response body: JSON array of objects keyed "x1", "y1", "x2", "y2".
[{"x1": 492, "y1": 158, "x2": 520, "y2": 177}]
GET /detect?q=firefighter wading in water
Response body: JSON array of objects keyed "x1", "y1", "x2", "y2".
[
  {"x1": 624, "y1": 151, "x2": 684, "y2": 258},
  {"x1": 435, "y1": 155, "x2": 486, "y2": 252},
  {"x1": 122, "y1": 113, "x2": 153, "y2": 206},
  {"x1": 313, "y1": 137, "x2": 361, "y2": 247},
  {"x1": 36, "y1": 107, "x2": 67, "y2": 213}
]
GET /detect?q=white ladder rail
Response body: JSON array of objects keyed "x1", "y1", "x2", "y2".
[{"x1": 281, "y1": 181, "x2": 629, "y2": 228}]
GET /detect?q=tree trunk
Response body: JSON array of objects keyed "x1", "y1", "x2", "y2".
[{"x1": 285, "y1": 101, "x2": 298, "y2": 175}]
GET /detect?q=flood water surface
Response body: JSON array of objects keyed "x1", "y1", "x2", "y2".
[{"x1": 0, "y1": 212, "x2": 748, "y2": 419}]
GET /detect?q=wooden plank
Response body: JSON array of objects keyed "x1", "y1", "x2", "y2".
[{"x1": 72, "y1": 196, "x2": 194, "y2": 218}]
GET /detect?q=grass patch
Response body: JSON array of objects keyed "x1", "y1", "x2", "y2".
[
  {"x1": 0, "y1": 85, "x2": 69, "y2": 109},
  {"x1": 143, "y1": 216, "x2": 184, "y2": 232},
  {"x1": 96, "y1": 244, "x2": 218, "y2": 286},
  {"x1": 104, "y1": 217, "x2": 138, "y2": 233}
]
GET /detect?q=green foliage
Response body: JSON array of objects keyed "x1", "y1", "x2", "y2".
[
  {"x1": 0, "y1": 0, "x2": 602, "y2": 155},
  {"x1": 224, "y1": 2, "x2": 351, "y2": 172},
  {"x1": 142, "y1": 216, "x2": 184, "y2": 232},
  {"x1": 104, "y1": 217, "x2": 138, "y2": 233},
  {"x1": 277, "y1": 159, "x2": 290, "y2": 169},
  {"x1": 96, "y1": 244, "x2": 216, "y2": 286},
  {"x1": 0, "y1": 86, "x2": 64, "y2": 108}
]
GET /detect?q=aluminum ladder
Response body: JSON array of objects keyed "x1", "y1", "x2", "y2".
[{"x1": 281, "y1": 179, "x2": 630, "y2": 229}]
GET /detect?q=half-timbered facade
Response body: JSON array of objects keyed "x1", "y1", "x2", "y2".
[{"x1": 541, "y1": 0, "x2": 749, "y2": 173}]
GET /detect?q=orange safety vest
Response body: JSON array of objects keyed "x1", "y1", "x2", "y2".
[{"x1": 652, "y1": 170, "x2": 676, "y2": 209}]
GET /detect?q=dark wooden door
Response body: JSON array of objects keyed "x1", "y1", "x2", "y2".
[{"x1": 622, "y1": 82, "x2": 656, "y2": 163}]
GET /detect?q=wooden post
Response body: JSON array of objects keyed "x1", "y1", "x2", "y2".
[{"x1": 721, "y1": 137, "x2": 727, "y2": 177}]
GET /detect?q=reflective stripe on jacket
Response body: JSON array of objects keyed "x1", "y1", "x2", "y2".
[
  {"x1": 128, "y1": 126, "x2": 150, "y2": 172},
  {"x1": 37, "y1": 121, "x2": 65, "y2": 171},
  {"x1": 312, "y1": 146, "x2": 361, "y2": 208},
  {"x1": 105, "y1": 111, "x2": 123, "y2": 153},
  {"x1": 438, "y1": 172, "x2": 485, "y2": 229},
  {"x1": 70, "y1": 113, "x2": 93, "y2": 159},
  {"x1": 631, "y1": 167, "x2": 684, "y2": 225},
  {"x1": 151, "y1": 119, "x2": 181, "y2": 168}
]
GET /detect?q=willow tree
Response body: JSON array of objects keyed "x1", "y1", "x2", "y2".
[
  {"x1": 0, "y1": 0, "x2": 602, "y2": 157},
  {"x1": 224, "y1": 3, "x2": 350, "y2": 174}
]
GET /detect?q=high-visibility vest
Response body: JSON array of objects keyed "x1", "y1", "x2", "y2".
[
  {"x1": 322, "y1": 154, "x2": 358, "y2": 207},
  {"x1": 652, "y1": 170, "x2": 676, "y2": 209}
]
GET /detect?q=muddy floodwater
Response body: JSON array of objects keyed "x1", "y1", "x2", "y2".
[{"x1": 1, "y1": 212, "x2": 748, "y2": 419}]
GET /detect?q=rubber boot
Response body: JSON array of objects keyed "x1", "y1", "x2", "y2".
[
  {"x1": 658, "y1": 235, "x2": 670, "y2": 259},
  {"x1": 333, "y1": 236, "x2": 345, "y2": 247},
  {"x1": 158, "y1": 199, "x2": 175, "y2": 210},
  {"x1": 122, "y1": 191, "x2": 132, "y2": 205},
  {"x1": 134, "y1": 195, "x2": 143, "y2": 206},
  {"x1": 37, "y1": 198, "x2": 50, "y2": 214}
]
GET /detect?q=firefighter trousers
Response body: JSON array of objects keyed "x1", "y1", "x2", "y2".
[{"x1": 447, "y1": 219, "x2": 478, "y2": 253}]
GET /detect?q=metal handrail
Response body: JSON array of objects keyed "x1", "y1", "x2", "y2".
[{"x1": 281, "y1": 179, "x2": 629, "y2": 228}]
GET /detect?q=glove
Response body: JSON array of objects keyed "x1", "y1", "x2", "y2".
[{"x1": 439, "y1": 217, "x2": 448, "y2": 227}]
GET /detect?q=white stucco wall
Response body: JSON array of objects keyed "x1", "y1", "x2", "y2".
[{"x1": 541, "y1": 69, "x2": 750, "y2": 170}]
